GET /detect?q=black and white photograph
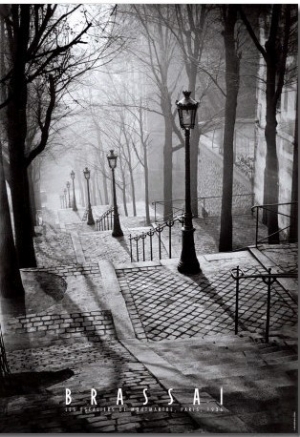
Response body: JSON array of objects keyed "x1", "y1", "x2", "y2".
[{"x1": 0, "y1": 2, "x2": 298, "y2": 433}]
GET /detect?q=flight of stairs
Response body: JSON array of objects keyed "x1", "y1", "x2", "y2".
[{"x1": 148, "y1": 330, "x2": 298, "y2": 433}]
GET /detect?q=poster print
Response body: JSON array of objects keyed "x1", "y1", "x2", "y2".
[{"x1": 0, "y1": 3, "x2": 298, "y2": 433}]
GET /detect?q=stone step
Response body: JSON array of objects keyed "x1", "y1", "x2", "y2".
[
  {"x1": 259, "y1": 349, "x2": 297, "y2": 358},
  {"x1": 190, "y1": 359, "x2": 298, "y2": 381},
  {"x1": 151, "y1": 332, "x2": 256, "y2": 347}
]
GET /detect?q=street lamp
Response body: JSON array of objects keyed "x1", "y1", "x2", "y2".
[
  {"x1": 70, "y1": 170, "x2": 78, "y2": 211},
  {"x1": 176, "y1": 91, "x2": 201, "y2": 275},
  {"x1": 107, "y1": 150, "x2": 124, "y2": 237},
  {"x1": 63, "y1": 188, "x2": 68, "y2": 209},
  {"x1": 83, "y1": 167, "x2": 95, "y2": 225},
  {"x1": 66, "y1": 181, "x2": 71, "y2": 208}
]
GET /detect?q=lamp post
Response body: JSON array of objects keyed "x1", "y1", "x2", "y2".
[
  {"x1": 176, "y1": 91, "x2": 201, "y2": 275},
  {"x1": 66, "y1": 181, "x2": 71, "y2": 208},
  {"x1": 107, "y1": 150, "x2": 124, "y2": 237},
  {"x1": 70, "y1": 170, "x2": 78, "y2": 211},
  {"x1": 63, "y1": 188, "x2": 68, "y2": 210},
  {"x1": 83, "y1": 167, "x2": 95, "y2": 225}
]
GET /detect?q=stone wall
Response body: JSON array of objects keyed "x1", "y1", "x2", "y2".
[
  {"x1": 254, "y1": 125, "x2": 295, "y2": 234},
  {"x1": 198, "y1": 136, "x2": 253, "y2": 217}
]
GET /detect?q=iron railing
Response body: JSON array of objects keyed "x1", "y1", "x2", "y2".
[
  {"x1": 152, "y1": 193, "x2": 254, "y2": 222},
  {"x1": 129, "y1": 216, "x2": 183, "y2": 262},
  {"x1": 151, "y1": 201, "x2": 184, "y2": 223},
  {"x1": 251, "y1": 202, "x2": 298, "y2": 247},
  {"x1": 231, "y1": 266, "x2": 297, "y2": 342},
  {"x1": 95, "y1": 207, "x2": 114, "y2": 231}
]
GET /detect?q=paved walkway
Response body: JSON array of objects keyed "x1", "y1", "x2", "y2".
[{"x1": 0, "y1": 206, "x2": 298, "y2": 433}]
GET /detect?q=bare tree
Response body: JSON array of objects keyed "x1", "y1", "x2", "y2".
[
  {"x1": 127, "y1": 5, "x2": 180, "y2": 220},
  {"x1": 239, "y1": 4, "x2": 297, "y2": 242},
  {"x1": 0, "y1": 4, "x2": 118, "y2": 267},
  {"x1": 159, "y1": 5, "x2": 210, "y2": 217}
]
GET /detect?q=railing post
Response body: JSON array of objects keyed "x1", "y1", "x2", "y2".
[
  {"x1": 129, "y1": 234, "x2": 133, "y2": 262},
  {"x1": 136, "y1": 237, "x2": 139, "y2": 262},
  {"x1": 235, "y1": 265, "x2": 240, "y2": 335},
  {"x1": 169, "y1": 224, "x2": 172, "y2": 259},
  {"x1": 149, "y1": 229, "x2": 154, "y2": 261},
  {"x1": 142, "y1": 233, "x2": 146, "y2": 261},
  {"x1": 157, "y1": 226, "x2": 163, "y2": 260}
]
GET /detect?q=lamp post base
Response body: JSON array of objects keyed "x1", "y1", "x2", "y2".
[
  {"x1": 112, "y1": 216, "x2": 124, "y2": 237},
  {"x1": 177, "y1": 228, "x2": 201, "y2": 275},
  {"x1": 87, "y1": 208, "x2": 95, "y2": 225},
  {"x1": 112, "y1": 228, "x2": 124, "y2": 238}
]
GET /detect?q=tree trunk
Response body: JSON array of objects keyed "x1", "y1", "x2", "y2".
[
  {"x1": 77, "y1": 171, "x2": 85, "y2": 207},
  {"x1": 7, "y1": 112, "x2": 36, "y2": 268},
  {"x1": 6, "y1": 5, "x2": 36, "y2": 268},
  {"x1": 219, "y1": 6, "x2": 240, "y2": 252},
  {"x1": 163, "y1": 107, "x2": 173, "y2": 221},
  {"x1": 190, "y1": 125, "x2": 201, "y2": 217},
  {"x1": 144, "y1": 145, "x2": 151, "y2": 225},
  {"x1": 289, "y1": 85, "x2": 298, "y2": 243},
  {"x1": 189, "y1": 66, "x2": 200, "y2": 218},
  {"x1": 129, "y1": 166, "x2": 137, "y2": 216},
  {"x1": 0, "y1": 143, "x2": 25, "y2": 298},
  {"x1": 121, "y1": 186, "x2": 128, "y2": 217},
  {"x1": 102, "y1": 170, "x2": 109, "y2": 205},
  {"x1": 264, "y1": 56, "x2": 280, "y2": 243}
]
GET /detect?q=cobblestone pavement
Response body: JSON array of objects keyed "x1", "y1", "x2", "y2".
[
  {"x1": 117, "y1": 263, "x2": 297, "y2": 342},
  {"x1": 1, "y1": 206, "x2": 297, "y2": 433},
  {"x1": 1, "y1": 341, "x2": 199, "y2": 433},
  {"x1": 34, "y1": 223, "x2": 77, "y2": 267}
]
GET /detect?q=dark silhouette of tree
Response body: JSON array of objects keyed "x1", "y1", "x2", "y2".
[
  {"x1": 0, "y1": 4, "x2": 118, "y2": 267},
  {"x1": 239, "y1": 4, "x2": 297, "y2": 243},
  {"x1": 289, "y1": 84, "x2": 298, "y2": 243},
  {"x1": 0, "y1": 141, "x2": 25, "y2": 298},
  {"x1": 219, "y1": 5, "x2": 240, "y2": 252}
]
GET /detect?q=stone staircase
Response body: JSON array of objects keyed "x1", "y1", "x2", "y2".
[{"x1": 145, "y1": 331, "x2": 298, "y2": 433}]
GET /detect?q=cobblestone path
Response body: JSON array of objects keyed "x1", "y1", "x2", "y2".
[
  {"x1": 34, "y1": 224, "x2": 77, "y2": 267},
  {"x1": 80, "y1": 232, "x2": 132, "y2": 265},
  {"x1": 117, "y1": 264, "x2": 297, "y2": 341},
  {"x1": 1, "y1": 341, "x2": 199, "y2": 432}
]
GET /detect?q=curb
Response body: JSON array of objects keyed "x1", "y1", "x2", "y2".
[{"x1": 98, "y1": 260, "x2": 136, "y2": 340}]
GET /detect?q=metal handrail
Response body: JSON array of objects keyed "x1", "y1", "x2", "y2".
[
  {"x1": 152, "y1": 193, "x2": 254, "y2": 222},
  {"x1": 129, "y1": 216, "x2": 184, "y2": 262},
  {"x1": 231, "y1": 266, "x2": 297, "y2": 342},
  {"x1": 251, "y1": 202, "x2": 298, "y2": 247},
  {"x1": 95, "y1": 207, "x2": 114, "y2": 231}
]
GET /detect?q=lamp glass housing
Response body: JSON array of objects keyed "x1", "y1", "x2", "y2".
[
  {"x1": 107, "y1": 150, "x2": 117, "y2": 169},
  {"x1": 70, "y1": 170, "x2": 75, "y2": 180},
  {"x1": 176, "y1": 91, "x2": 198, "y2": 129},
  {"x1": 66, "y1": 181, "x2": 70, "y2": 188},
  {"x1": 83, "y1": 167, "x2": 90, "y2": 180}
]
